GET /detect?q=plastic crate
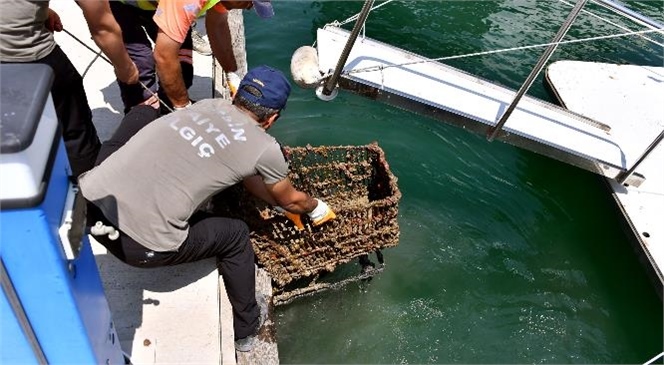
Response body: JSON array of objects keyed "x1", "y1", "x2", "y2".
[{"x1": 211, "y1": 143, "x2": 401, "y2": 298}]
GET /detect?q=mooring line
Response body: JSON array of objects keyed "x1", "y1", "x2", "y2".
[{"x1": 62, "y1": 28, "x2": 174, "y2": 113}]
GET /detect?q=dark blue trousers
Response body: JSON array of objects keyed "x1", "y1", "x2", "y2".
[{"x1": 109, "y1": 2, "x2": 194, "y2": 114}]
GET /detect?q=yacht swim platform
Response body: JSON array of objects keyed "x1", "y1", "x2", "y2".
[
  {"x1": 316, "y1": 25, "x2": 662, "y2": 187},
  {"x1": 546, "y1": 60, "x2": 664, "y2": 294},
  {"x1": 315, "y1": 25, "x2": 664, "y2": 292}
]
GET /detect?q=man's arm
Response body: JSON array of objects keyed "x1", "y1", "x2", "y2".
[
  {"x1": 205, "y1": 9, "x2": 238, "y2": 73},
  {"x1": 243, "y1": 175, "x2": 317, "y2": 214},
  {"x1": 75, "y1": 0, "x2": 138, "y2": 84},
  {"x1": 244, "y1": 174, "x2": 336, "y2": 228},
  {"x1": 154, "y1": 30, "x2": 190, "y2": 108}
]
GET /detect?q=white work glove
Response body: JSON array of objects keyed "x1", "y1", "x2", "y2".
[
  {"x1": 226, "y1": 71, "x2": 241, "y2": 97},
  {"x1": 307, "y1": 199, "x2": 336, "y2": 226}
]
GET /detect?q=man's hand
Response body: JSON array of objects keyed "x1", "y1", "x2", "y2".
[
  {"x1": 307, "y1": 199, "x2": 336, "y2": 226},
  {"x1": 45, "y1": 8, "x2": 63, "y2": 32},
  {"x1": 139, "y1": 94, "x2": 160, "y2": 109}
]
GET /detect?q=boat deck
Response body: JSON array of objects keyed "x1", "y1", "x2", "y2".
[
  {"x1": 316, "y1": 26, "x2": 664, "y2": 290},
  {"x1": 546, "y1": 60, "x2": 664, "y2": 292},
  {"x1": 316, "y1": 26, "x2": 662, "y2": 186}
]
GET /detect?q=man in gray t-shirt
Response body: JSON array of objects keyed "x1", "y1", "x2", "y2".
[{"x1": 80, "y1": 66, "x2": 336, "y2": 353}]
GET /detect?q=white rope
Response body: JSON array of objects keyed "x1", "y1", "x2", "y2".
[
  {"x1": 343, "y1": 28, "x2": 664, "y2": 76},
  {"x1": 334, "y1": 0, "x2": 398, "y2": 27},
  {"x1": 559, "y1": 0, "x2": 664, "y2": 47},
  {"x1": 62, "y1": 28, "x2": 175, "y2": 113},
  {"x1": 313, "y1": 0, "x2": 397, "y2": 48}
]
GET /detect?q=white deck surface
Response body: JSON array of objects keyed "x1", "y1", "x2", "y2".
[
  {"x1": 316, "y1": 26, "x2": 662, "y2": 173},
  {"x1": 50, "y1": 2, "x2": 228, "y2": 363},
  {"x1": 547, "y1": 60, "x2": 664, "y2": 285},
  {"x1": 91, "y1": 241, "x2": 222, "y2": 364}
]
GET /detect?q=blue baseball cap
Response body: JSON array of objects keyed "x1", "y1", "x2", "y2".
[
  {"x1": 252, "y1": 0, "x2": 274, "y2": 18},
  {"x1": 237, "y1": 66, "x2": 291, "y2": 110}
]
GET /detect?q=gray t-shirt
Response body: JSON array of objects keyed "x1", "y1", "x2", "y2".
[
  {"x1": 0, "y1": 0, "x2": 56, "y2": 62},
  {"x1": 79, "y1": 99, "x2": 289, "y2": 251}
]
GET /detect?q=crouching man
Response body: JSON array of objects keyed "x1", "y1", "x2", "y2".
[{"x1": 79, "y1": 65, "x2": 336, "y2": 352}]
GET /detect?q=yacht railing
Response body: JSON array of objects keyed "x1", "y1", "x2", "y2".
[
  {"x1": 594, "y1": 0, "x2": 664, "y2": 30},
  {"x1": 486, "y1": 0, "x2": 664, "y2": 183},
  {"x1": 486, "y1": 0, "x2": 589, "y2": 141},
  {"x1": 321, "y1": 0, "x2": 663, "y2": 184}
]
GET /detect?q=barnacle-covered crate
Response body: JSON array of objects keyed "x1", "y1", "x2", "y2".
[{"x1": 212, "y1": 142, "x2": 401, "y2": 302}]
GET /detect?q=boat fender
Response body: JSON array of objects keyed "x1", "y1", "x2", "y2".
[{"x1": 290, "y1": 46, "x2": 323, "y2": 89}]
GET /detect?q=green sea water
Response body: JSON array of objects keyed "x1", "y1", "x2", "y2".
[{"x1": 243, "y1": 1, "x2": 663, "y2": 363}]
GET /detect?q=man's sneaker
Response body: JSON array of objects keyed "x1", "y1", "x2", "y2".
[
  {"x1": 234, "y1": 295, "x2": 268, "y2": 352},
  {"x1": 234, "y1": 334, "x2": 255, "y2": 353},
  {"x1": 191, "y1": 29, "x2": 212, "y2": 56}
]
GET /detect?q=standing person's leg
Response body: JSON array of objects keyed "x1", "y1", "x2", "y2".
[
  {"x1": 36, "y1": 45, "x2": 100, "y2": 178},
  {"x1": 110, "y1": 2, "x2": 159, "y2": 114}
]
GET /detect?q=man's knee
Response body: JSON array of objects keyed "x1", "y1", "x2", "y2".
[
  {"x1": 232, "y1": 220, "x2": 250, "y2": 244},
  {"x1": 221, "y1": 219, "x2": 251, "y2": 257},
  {"x1": 239, "y1": 219, "x2": 250, "y2": 234}
]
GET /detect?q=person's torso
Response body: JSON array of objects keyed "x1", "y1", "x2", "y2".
[
  {"x1": 120, "y1": 0, "x2": 220, "y2": 16},
  {"x1": 0, "y1": 0, "x2": 56, "y2": 62},
  {"x1": 80, "y1": 99, "x2": 285, "y2": 251},
  {"x1": 119, "y1": 0, "x2": 222, "y2": 43}
]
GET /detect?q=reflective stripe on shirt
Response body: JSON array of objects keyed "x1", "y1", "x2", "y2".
[{"x1": 119, "y1": 0, "x2": 159, "y2": 11}]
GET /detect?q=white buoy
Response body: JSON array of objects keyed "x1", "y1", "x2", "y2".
[{"x1": 290, "y1": 46, "x2": 323, "y2": 89}]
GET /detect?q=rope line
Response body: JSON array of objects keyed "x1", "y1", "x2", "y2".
[
  {"x1": 313, "y1": 0, "x2": 396, "y2": 48},
  {"x1": 342, "y1": 28, "x2": 664, "y2": 76},
  {"x1": 62, "y1": 28, "x2": 175, "y2": 113},
  {"x1": 332, "y1": 0, "x2": 397, "y2": 27}
]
